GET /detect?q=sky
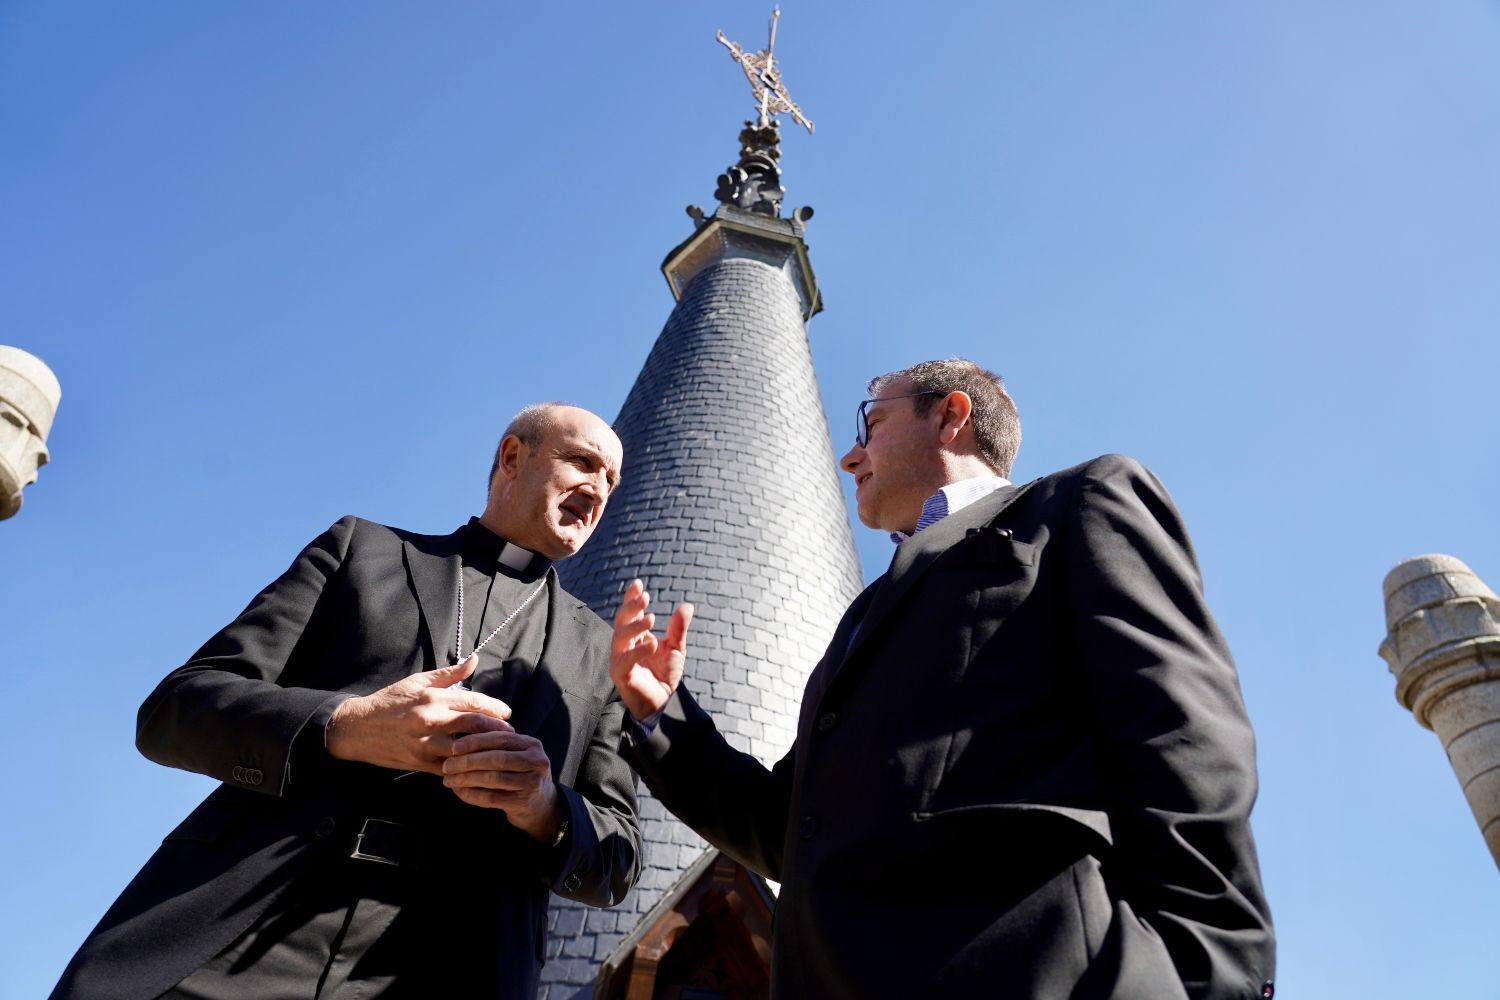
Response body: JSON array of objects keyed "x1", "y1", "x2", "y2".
[{"x1": 3, "y1": 2, "x2": 1499, "y2": 997}]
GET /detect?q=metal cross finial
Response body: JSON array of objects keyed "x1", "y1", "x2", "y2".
[{"x1": 716, "y1": 7, "x2": 815, "y2": 134}]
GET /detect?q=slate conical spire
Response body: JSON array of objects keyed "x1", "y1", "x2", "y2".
[{"x1": 538, "y1": 18, "x2": 863, "y2": 994}]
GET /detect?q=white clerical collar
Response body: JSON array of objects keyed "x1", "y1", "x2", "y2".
[
  {"x1": 890, "y1": 475, "x2": 1012, "y2": 545},
  {"x1": 498, "y1": 540, "x2": 536, "y2": 572},
  {"x1": 465, "y1": 517, "x2": 547, "y2": 575}
]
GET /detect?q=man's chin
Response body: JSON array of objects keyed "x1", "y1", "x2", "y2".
[{"x1": 542, "y1": 525, "x2": 592, "y2": 559}]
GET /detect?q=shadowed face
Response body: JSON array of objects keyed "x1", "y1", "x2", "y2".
[
  {"x1": 838, "y1": 381, "x2": 946, "y2": 535},
  {"x1": 485, "y1": 406, "x2": 622, "y2": 560}
]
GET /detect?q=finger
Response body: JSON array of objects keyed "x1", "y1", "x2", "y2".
[
  {"x1": 443, "y1": 751, "x2": 548, "y2": 780},
  {"x1": 420, "y1": 718, "x2": 511, "y2": 761},
  {"x1": 423, "y1": 654, "x2": 479, "y2": 687},
  {"x1": 446, "y1": 770, "x2": 525, "y2": 791},
  {"x1": 405, "y1": 745, "x2": 454, "y2": 775},
  {"x1": 610, "y1": 613, "x2": 657, "y2": 650},
  {"x1": 664, "y1": 603, "x2": 694, "y2": 652},
  {"x1": 446, "y1": 713, "x2": 515, "y2": 740},
  {"x1": 612, "y1": 579, "x2": 647, "y2": 626},
  {"x1": 448, "y1": 730, "x2": 538, "y2": 757},
  {"x1": 445, "y1": 690, "x2": 513, "y2": 721},
  {"x1": 444, "y1": 750, "x2": 547, "y2": 781}
]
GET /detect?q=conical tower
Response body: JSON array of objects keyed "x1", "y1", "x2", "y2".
[{"x1": 541, "y1": 19, "x2": 863, "y2": 996}]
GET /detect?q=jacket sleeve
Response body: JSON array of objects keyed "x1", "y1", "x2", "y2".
[
  {"x1": 135, "y1": 516, "x2": 358, "y2": 798},
  {"x1": 623, "y1": 682, "x2": 795, "y2": 881},
  {"x1": 545, "y1": 691, "x2": 645, "y2": 907},
  {"x1": 1066, "y1": 455, "x2": 1275, "y2": 998}
]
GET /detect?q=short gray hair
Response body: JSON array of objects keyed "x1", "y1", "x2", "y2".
[
  {"x1": 488, "y1": 401, "x2": 572, "y2": 487},
  {"x1": 869, "y1": 358, "x2": 1021, "y2": 476}
]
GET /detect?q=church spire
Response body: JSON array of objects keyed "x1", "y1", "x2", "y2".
[{"x1": 543, "y1": 12, "x2": 859, "y2": 994}]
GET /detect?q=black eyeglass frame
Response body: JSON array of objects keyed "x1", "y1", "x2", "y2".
[{"x1": 856, "y1": 391, "x2": 946, "y2": 448}]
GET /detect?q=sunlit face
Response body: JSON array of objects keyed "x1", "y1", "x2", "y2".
[
  {"x1": 839, "y1": 382, "x2": 945, "y2": 535},
  {"x1": 487, "y1": 407, "x2": 622, "y2": 560}
]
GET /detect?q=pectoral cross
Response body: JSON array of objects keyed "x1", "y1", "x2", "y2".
[{"x1": 716, "y1": 7, "x2": 815, "y2": 134}]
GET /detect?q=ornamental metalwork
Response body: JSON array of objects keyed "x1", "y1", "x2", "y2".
[{"x1": 716, "y1": 8, "x2": 814, "y2": 134}]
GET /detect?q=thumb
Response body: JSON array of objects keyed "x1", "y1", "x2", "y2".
[{"x1": 424, "y1": 654, "x2": 479, "y2": 687}]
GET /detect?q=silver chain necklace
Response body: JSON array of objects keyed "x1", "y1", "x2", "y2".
[{"x1": 453, "y1": 563, "x2": 546, "y2": 666}]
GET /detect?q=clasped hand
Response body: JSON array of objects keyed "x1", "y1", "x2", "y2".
[
  {"x1": 327, "y1": 655, "x2": 561, "y2": 840},
  {"x1": 443, "y1": 729, "x2": 560, "y2": 842}
]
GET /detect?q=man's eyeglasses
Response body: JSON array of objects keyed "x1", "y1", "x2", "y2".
[{"x1": 856, "y1": 391, "x2": 944, "y2": 448}]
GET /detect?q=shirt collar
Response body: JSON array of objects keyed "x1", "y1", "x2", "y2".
[
  {"x1": 462, "y1": 517, "x2": 550, "y2": 579},
  {"x1": 889, "y1": 475, "x2": 1012, "y2": 545}
]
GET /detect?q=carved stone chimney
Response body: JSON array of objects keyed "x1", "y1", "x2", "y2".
[
  {"x1": 0, "y1": 346, "x2": 61, "y2": 520},
  {"x1": 1380, "y1": 555, "x2": 1500, "y2": 869}
]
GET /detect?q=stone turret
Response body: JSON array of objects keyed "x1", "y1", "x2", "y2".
[
  {"x1": 539, "y1": 118, "x2": 862, "y2": 997},
  {"x1": 1380, "y1": 555, "x2": 1500, "y2": 868},
  {"x1": 0, "y1": 346, "x2": 61, "y2": 520}
]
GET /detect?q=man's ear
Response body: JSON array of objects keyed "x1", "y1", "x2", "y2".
[
  {"x1": 937, "y1": 391, "x2": 974, "y2": 445},
  {"x1": 495, "y1": 434, "x2": 526, "y2": 481}
]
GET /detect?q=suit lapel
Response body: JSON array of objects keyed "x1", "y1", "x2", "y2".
[
  {"x1": 403, "y1": 533, "x2": 464, "y2": 671},
  {"x1": 800, "y1": 577, "x2": 884, "y2": 723},
  {"x1": 835, "y1": 480, "x2": 1037, "y2": 680}
]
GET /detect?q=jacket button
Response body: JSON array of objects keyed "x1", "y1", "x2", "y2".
[
  {"x1": 231, "y1": 766, "x2": 244, "y2": 782},
  {"x1": 562, "y1": 873, "x2": 582, "y2": 892},
  {"x1": 245, "y1": 768, "x2": 263, "y2": 786},
  {"x1": 315, "y1": 817, "x2": 337, "y2": 839},
  {"x1": 816, "y1": 712, "x2": 837, "y2": 733},
  {"x1": 798, "y1": 815, "x2": 819, "y2": 840}
]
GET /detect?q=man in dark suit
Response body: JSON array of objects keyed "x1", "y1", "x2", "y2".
[
  {"x1": 611, "y1": 360, "x2": 1276, "y2": 999},
  {"x1": 53, "y1": 403, "x2": 642, "y2": 1000}
]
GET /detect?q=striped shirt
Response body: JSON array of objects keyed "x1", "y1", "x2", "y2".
[{"x1": 890, "y1": 475, "x2": 1012, "y2": 545}]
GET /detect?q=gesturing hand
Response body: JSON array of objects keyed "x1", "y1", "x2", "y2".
[
  {"x1": 610, "y1": 579, "x2": 693, "y2": 721},
  {"x1": 327, "y1": 655, "x2": 513, "y2": 774},
  {"x1": 444, "y1": 732, "x2": 562, "y2": 843}
]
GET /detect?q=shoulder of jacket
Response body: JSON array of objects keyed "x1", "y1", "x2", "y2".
[
  {"x1": 1041, "y1": 453, "x2": 1155, "y2": 486},
  {"x1": 321, "y1": 517, "x2": 455, "y2": 561},
  {"x1": 364, "y1": 519, "x2": 461, "y2": 548},
  {"x1": 323, "y1": 514, "x2": 392, "y2": 536}
]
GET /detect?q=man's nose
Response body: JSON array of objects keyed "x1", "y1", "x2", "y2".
[{"x1": 838, "y1": 442, "x2": 863, "y2": 474}]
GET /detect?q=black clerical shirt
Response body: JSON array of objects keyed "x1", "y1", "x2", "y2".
[{"x1": 456, "y1": 517, "x2": 550, "y2": 711}]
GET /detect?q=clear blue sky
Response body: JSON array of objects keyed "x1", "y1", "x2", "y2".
[{"x1": 4, "y1": 3, "x2": 1498, "y2": 997}]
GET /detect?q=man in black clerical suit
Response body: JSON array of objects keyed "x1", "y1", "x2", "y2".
[
  {"x1": 53, "y1": 403, "x2": 641, "y2": 1000},
  {"x1": 611, "y1": 359, "x2": 1276, "y2": 999}
]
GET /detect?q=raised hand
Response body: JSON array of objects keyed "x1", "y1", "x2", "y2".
[
  {"x1": 610, "y1": 578, "x2": 693, "y2": 721},
  {"x1": 326, "y1": 655, "x2": 513, "y2": 774}
]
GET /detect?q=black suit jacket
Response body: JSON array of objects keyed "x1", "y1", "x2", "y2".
[
  {"x1": 52, "y1": 516, "x2": 641, "y2": 1000},
  {"x1": 627, "y1": 455, "x2": 1274, "y2": 999}
]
